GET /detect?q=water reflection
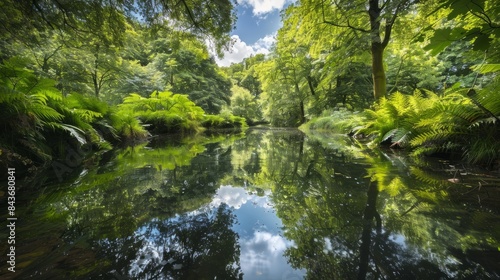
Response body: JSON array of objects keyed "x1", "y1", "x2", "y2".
[
  {"x1": 1, "y1": 129, "x2": 499, "y2": 279},
  {"x1": 273, "y1": 131, "x2": 500, "y2": 279},
  {"x1": 211, "y1": 185, "x2": 306, "y2": 279}
]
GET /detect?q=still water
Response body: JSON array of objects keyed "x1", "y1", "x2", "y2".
[{"x1": 1, "y1": 128, "x2": 500, "y2": 279}]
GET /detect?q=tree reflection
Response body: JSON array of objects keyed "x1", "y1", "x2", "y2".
[
  {"x1": 96, "y1": 204, "x2": 243, "y2": 279},
  {"x1": 3, "y1": 129, "x2": 499, "y2": 279},
  {"x1": 7, "y1": 135, "x2": 242, "y2": 279},
  {"x1": 357, "y1": 181, "x2": 381, "y2": 280},
  {"x1": 250, "y1": 130, "x2": 500, "y2": 279}
]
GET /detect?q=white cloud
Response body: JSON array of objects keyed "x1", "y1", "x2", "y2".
[
  {"x1": 215, "y1": 34, "x2": 275, "y2": 67},
  {"x1": 253, "y1": 34, "x2": 275, "y2": 53},
  {"x1": 237, "y1": 0, "x2": 287, "y2": 15}
]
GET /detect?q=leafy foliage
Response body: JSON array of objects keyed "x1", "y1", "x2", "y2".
[
  {"x1": 356, "y1": 86, "x2": 500, "y2": 165},
  {"x1": 300, "y1": 108, "x2": 365, "y2": 134},
  {"x1": 117, "y1": 91, "x2": 247, "y2": 134},
  {"x1": 229, "y1": 85, "x2": 262, "y2": 124},
  {"x1": 0, "y1": 0, "x2": 236, "y2": 55},
  {"x1": 0, "y1": 58, "x2": 149, "y2": 172}
]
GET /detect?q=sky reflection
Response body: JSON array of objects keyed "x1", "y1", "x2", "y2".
[{"x1": 212, "y1": 185, "x2": 306, "y2": 279}]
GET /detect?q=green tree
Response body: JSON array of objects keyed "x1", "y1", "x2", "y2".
[
  {"x1": 148, "y1": 33, "x2": 232, "y2": 113},
  {"x1": 229, "y1": 85, "x2": 262, "y2": 124},
  {"x1": 0, "y1": 0, "x2": 236, "y2": 54},
  {"x1": 298, "y1": 0, "x2": 415, "y2": 99},
  {"x1": 420, "y1": 0, "x2": 500, "y2": 55}
]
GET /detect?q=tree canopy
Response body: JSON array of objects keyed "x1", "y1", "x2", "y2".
[{"x1": 0, "y1": 0, "x2": 236, "y2": 54}]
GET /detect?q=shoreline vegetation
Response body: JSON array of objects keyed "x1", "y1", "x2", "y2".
[
  {"x1": 300, "y1": 89, "x2": 500, "y2": 169},
  {"x1": 0, "y1": 59, "x2": 247, "y2": 180}
]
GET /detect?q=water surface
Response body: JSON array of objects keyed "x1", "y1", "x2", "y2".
[{"x1": 1, "y1": 128, "x2": 499, "y2": 279}]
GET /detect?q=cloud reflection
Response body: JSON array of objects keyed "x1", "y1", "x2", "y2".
[
  {"x1": 240, "y1": 231, "x2": 303, "y2": 279},
  {"x1": 211, "y1": 185, "x2": 305, "y2": 279},
  {"x1": 211, "y1": 185, "x2": 272, "y2": 209}
]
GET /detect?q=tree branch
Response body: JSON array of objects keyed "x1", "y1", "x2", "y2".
[
  {"x1": 382, "y1": 1, "x2": 405, "y2": 48},
  {"x1": 32, "y1": 0, "x2": 56, "y2": 30},
  {"x1": 469, "y1": 0, "x2": 499, "y2": 29},
  {"x1": 321, "y1": 0, "x2": 370, "y2": 33},
  {"x1": 180, "y1": 0, "x2": 199, "y2": 29}
]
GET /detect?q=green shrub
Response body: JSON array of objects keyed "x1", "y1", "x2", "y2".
[
  {"x1": 361, "y1": 88, "x2": 499, "y2": 165},
  {"x1": 201, "y1": 113, "x2": 247, "y2": 130},
  {"x1": 114, "y1": 112, "x2": 149, "y2": 142},
  {"x1": 118, "y1": 91, "x2": 206, "y2": 133},
  {"x1": 301, "y1": 108, "x2": 364, "y2": 134},
  {"x1": 117, "y1": 91, "x2": 247, "y2": 133}
]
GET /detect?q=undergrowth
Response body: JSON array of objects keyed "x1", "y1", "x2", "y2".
[
  {"x1": 0, "y1": 58, "x2": 246, "y2": 174},
  {"x1": 300, "y1": 108, "x2": 365, "y2": 134},
  {"x1": 304, "y1": 82, "x2": 500, "y2": 166}
]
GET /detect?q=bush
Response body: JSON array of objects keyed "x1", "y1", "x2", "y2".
[
  {"x1": 301, "y1": 108, "x2": 364, "y2": 134},
  {"x1": 201, "y1": 113, "x2": 247, "y2": 130},
  {"x1": 360, "y1": 88, "x2": 500, "y2": 165}
]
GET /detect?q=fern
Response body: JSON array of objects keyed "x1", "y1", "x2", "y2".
[
  {"x1": 357, "y1": 85, "x2": 499, "y2": 164},
  {"x1": 389, "y1": 128, "x2": 412, "y2": 148},
  {"x1": 71, "y1": 108, "x2": 104, "y2": 123},
  {"x1": 57, "y1": 124, "x2": 88, "y2": 145},
  {"x1": 30, "y1": 103, "x2": 64, "y2": 122},
  {"x1": 0, "y1": 58, "x2": 117, "y2": 167},
  {"x1": 410, "y1": 128, "x2": 456, "y2": 147}
]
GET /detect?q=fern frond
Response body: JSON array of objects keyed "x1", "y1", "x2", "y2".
[
  {"x1": 410, "y1": 166, "x2": 447, "y2": 187},
  {"x1": 410, "y1": 128, "x2": 455, "y2": 147},
  {"x1": 30, "y1": 93, "x2": 49, "y2": 105},
  {"x1": 381, "y1": 128, "x2": 398, "y2": 143},
  {"x1": 0, "y1": 87, "x2": 25, "y2": 103},
  {"x1": 72, "y1": 108, "x2": 103, "y2": 123},
  {"x1": 30, "y1": 103, "x2": 63, "y2": 122},
  {"x1": 59, "y1": 124, "x2": 88, "y2": 145},
  {"x1": 40, "y1": 89, "x2": 63, "y2": 101},
  {"x1": 470, "y1": 116, "x2": 497, "y2": 127},
  {"x1": 477, "y1": 87, "x2": 500, "y2": 116},
  {"x1": 122, "y1": 93, "x2": 144, "y2": 103},
  {"x1": 94, "y1": 119, "x2": 120, "y2": 141},
  {"x1": 470, "y1": 63, "x2": 500, "y2": 74},
  {"x1": 390, "y1": 128, "x2": 412, "y2": 148},
  {"x1": 389, "y1": 91, "x2": 409, "y2": 116}
]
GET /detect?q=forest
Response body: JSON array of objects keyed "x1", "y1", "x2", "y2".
[
  {"x1": 1, "y1": 1, "x2": 500, "y2": 279},
  {"x1": 0, "y1": 0, "x2": 499, "y2": 174}
]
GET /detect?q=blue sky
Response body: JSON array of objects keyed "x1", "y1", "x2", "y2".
[{"x1": 215, "y1": 0, "x2": 293, "y2": 66}]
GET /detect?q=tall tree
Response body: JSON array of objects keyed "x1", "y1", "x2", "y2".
[{"x1": 299, "y1": 0, "x2": 413, "y2": 99}]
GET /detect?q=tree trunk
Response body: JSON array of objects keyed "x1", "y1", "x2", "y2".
[
  {"x1": 368, "y1": 0, "x2": 387, "y2": 100},
  {"x1": 306, "y1": 75, "x2": 316, "y2": 96},
  {"x1": 93, "y1": 49, "x2": 100, "y2": 97},
  {"x1": 371, "y1": 43, "x2": 386, "y2": 100},
  {"x1": 295, "y1": 82, "x2": 305, "y2": 124},
  {"x1": 299, "y1": 100, "x2": 305, "y2": 124},
  {"x1": 92, "y1": 72, "x2": 100, "y2": 97}
]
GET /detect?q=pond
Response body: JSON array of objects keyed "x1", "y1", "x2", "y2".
[{"x1": 1, "y1": 128, "x2": 500, "y2": 279}]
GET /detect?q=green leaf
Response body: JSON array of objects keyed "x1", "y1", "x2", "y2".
[
  {"x1": 470, "y1": 64, "x2": 500, "y2": 74},
  {"x1": 472, "y1": 33, "x2": 492, "y2": 51},
  {"x1": 424, "y1": 28, "x2": 453, "y2": 55},
  {"x1": 59, "y1": 124, "x2": 88, "y2": 145}
]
